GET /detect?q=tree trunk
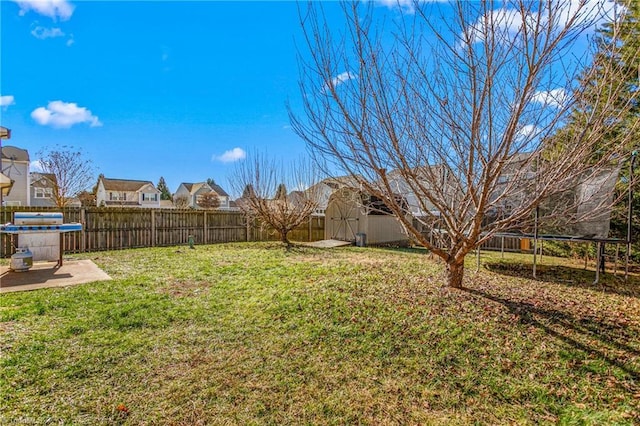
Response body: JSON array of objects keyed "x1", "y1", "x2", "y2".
[
  {"x1": 446, "y1": 259, "x2": 465, "y2": 288},
  {"x1": 280, "y1": 230, "x2": 291, "y2": 248}
]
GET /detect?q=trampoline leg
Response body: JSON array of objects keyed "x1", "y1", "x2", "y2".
[
  {"x1": 532, "y1": 237, "x2": 538, "y2": 279},
  {"x1": 593, "y1": 242, "x2": 601, "y2": 285},
  {"x1": 532, "y1": 207, "x2": 538, "y2": 279}
]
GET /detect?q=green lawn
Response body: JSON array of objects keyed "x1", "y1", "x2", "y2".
[{"x1": 1, "y1": 243, "x2": 639, "y2": 424}]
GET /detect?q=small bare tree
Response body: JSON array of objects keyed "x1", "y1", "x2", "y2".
[
  {"x1": 197, "y1": 191, "x2": 221, "y2": 210},
  {"x1": 174, "y1": 194, "x2": 190, "y2": 209},
  {"x1": 232, "y1": 153, "x2": 320, "y2": 247},
  {"x1": 291, "y1": 1, "x2": 639, "y2": 287},
  {"x1": 35, "y1": 145, "x2": 94, "y2": 208}
]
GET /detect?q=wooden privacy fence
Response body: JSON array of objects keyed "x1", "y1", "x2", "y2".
[{"x1": 1, "y1": 207, "x2": 325, "y2": 257}]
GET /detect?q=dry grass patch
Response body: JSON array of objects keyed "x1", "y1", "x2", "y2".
[{"x1": 1, "y1": 243, "x2": 639, "y2": 424}]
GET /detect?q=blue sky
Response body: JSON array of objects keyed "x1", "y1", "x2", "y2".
[
  {"x1": 1, "y1": 0, "x2": 335, "y2": 195},
  {"x1": 0, "y1": 0, "x2": 618, "y2": 197}
]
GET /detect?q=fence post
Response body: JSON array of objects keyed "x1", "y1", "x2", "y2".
[
  {"x1": 151, "y1": 210, "x2": 156, "y2": 247},
  {"x1": 204, "y1": 211, "x2": 208, "y2": 244},
  {"x1": 81, "y1": 208, "x2": 86, "y2": 253}
]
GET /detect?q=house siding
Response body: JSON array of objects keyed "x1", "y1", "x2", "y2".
[
  {"x1": 96, "y1": 179, "x2": 161, "y2": 208},
  {"x1": 1, "y1": 158, "x2": 29, "y2": 207}
]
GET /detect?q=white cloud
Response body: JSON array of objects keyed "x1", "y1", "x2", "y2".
[
  {"x1": 66, "y1": 36, "x2": 74, "y2": 47},
  {"x1": 214, "y1": 147, "x2": 246, "y2": 163},
  {"x1": 516, "y1": 124, "x2": 541, "y2": 140},
  {"x1": 552, "y1": 0, "x2": 623, "y2": 31},
  {"x1": 14, "y1": 0, "x2": 75, "y2": 21},
  {"x1": 31, "y1": 26, "x2": 65, "y2": 39},
  {"x1": 31, "y1": 101, "x2": 102, "y2": 128},
  {"x1": 465, "y1": 8, "x2": 537, "y2": 45},
  {"x1": 531, "y1": 88, "x2": 567, "y2": 109},
  {"x1": 465, "y1": 0, "x2": 623, "y2": 46},
  {"x1": 0, "y1": 95, "x2": 15, "y2": 108},
  {"x1": 30, "y1": 160, "x2": 45, "y2": 172},
  {"x1": 377, "y1": 0, "x2": 416, "y2": 14},
  {"x1": 323, "y1": 71, "x2": 356, "y2": 93},
  {"x1": 332, "y1": 71, "x2": 355, "y2": 87}
]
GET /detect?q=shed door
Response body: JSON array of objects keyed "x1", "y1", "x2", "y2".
[{"x1": 328, "y1": 197, "x2": 358, "y2": 242}]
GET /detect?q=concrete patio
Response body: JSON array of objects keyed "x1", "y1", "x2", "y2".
[{"x1": 0, "y1": 259, "x2": 111, "y2": 293}]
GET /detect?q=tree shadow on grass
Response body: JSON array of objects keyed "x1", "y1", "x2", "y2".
[
  {"x1": 463, "y1": 286, "x2": 640, "y2": 389},
  {"x1": 483, "y1": 261, "x2": 640, "y2": 298}
]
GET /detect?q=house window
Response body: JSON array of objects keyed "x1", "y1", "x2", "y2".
[
  {"x1": 34, "y1": 188, "x2": 53, "y2": 198},
  {"x1": 497, "y1": 175, "x2": 509, "y2": 184},
  {"x1": 110, "y1": 192, "x2": 126, "y2": 201},
  {"x1": 142, "y1": 193, "x2": 158, "y2": 202}
]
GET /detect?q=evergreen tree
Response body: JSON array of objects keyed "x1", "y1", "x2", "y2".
[
  {"x1": 587, "y1": 2, "x2": 638, "y2": 241},
  {"x1": 242, "y1": 184, "x2": 255, "y2": 199},
  {"x1": 274, "y1": 183, "x2": 287, "y2": 200},
  {"x1": 576, "y1": 0, "x2": 638, "y2": 147},
  {"x1": 157, "y1": 176, "x2": 172, "y2": 200},
  {"x1": 556, "y1": 0, "x2": 639, "y2": 253}
]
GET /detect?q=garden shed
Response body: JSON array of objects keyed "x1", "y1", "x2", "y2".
[{"x1": 325, "y1": 187, "x2": 409, "y2": 246}]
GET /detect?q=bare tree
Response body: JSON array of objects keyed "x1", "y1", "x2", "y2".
[
  {"x1": 76, "y1": 190, "x2": 96, "y2": 207},
  {"x1": 291, "y1": 1, "x2": 639, "y2": 287},
  {"x1": 174, "y1": 194, "x2": 190, "y2": 209},
  {"x1": 35, "y1": 145, "x2": 94, "y2": 208},
  {"x1": 197, "y1": 191, "x2": 221, "y2": 210},
  {"x1": 232, "y1": 153, "x2": 320, "y2": 247}
]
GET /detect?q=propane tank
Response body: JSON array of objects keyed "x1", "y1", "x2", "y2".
[{"x1": 10, "y1": 247, "x2": 33, "y2": 272}]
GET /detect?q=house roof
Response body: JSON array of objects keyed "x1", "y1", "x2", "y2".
[
  {"x1": 1, "y1": 146, "x2": 29, "y2": 162},
  {"x1": 31, "y1": 172, "x2": 57, "y2": 187},
  {"x1": 179, "y1": 182, "x2": 209, "y2": 194},
  {"x1": 101, "y1": 177, "x2": 156, "y2": 192},
  {"x1": 209, "y1": 182, "x2": 229, "y2": 197},
  {"x1": 179, "y1": 181, "x2": 229, "y2": 197},
  {"x1": 0, "y1": 126, "x2": 10, "y2": 139}
]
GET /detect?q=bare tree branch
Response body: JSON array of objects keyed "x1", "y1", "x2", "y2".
[
  {"x1": 231, "y1": 153, "x2": 320, "y2": 247},
  {"x1": 35, "y1": 145, "x2": 94, "y2": 208},
  {"x1": 290, "y1": 0, "x2": 639, "y2": 287}
]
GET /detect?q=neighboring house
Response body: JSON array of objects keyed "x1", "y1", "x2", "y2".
[
  {"x1": 386, "y1": 166, "x2": 453, "y2": 218},
  {"x1": 1, "y1": 145, "x2": 30, "y2": 207},
  {"x1": 486, "y1": 152, "x2": 537, "y2": 225},
  {"x1": 304, "y1": 175, "x2": 361, "y2": 216},
  {"x1": 96, "y1": 177, "x2": 161, "y2": 208},
  {"x1": 173, "y1": 181, "x2": 233, "y2": 210},
  {"x1": 29, "y1": 172, "x2": 82, "y2": 207},
  {"x1": 30, "y1": 172, "x2": 57, "y2": 207}
]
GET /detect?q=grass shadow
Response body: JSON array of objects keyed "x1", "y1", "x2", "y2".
[
  {"x1": 484, "y1": 261, "x2": 640, "y2": 298},
  {"x1": 464, "y1": 286, "x2": 640, "y2": 387}
]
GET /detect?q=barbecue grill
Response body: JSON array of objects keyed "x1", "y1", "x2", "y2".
[{"x1": 1, "y1": 212, "x2": 83, "y2": 269}]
